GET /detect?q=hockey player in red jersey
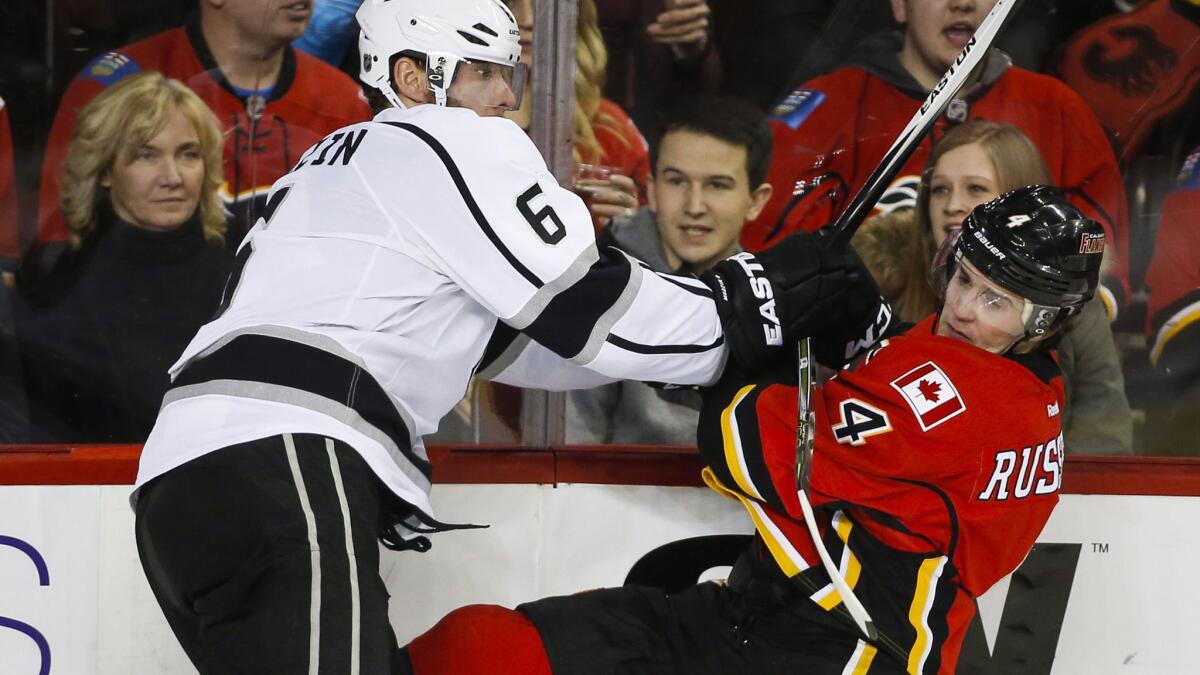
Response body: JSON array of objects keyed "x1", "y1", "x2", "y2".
[
  {"x1": 401, "y1": 185, "x2": 1105, "y2": 674},
  {"x1": 748, "y1": 0, "x2": 1129, "y2": 312},
  {"x1": 37, "y1": 0, "x2": 371, "y2": 250}
]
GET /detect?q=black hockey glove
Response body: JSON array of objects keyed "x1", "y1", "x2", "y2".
[
  {"x1": 700, "y1": 231, "x2": 889, "y2": 374},
  {"x1": 809, "y1": 243, "x2": 895, "y2": 369}
]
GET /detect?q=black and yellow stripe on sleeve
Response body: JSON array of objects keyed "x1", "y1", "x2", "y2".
[{"x1": 697, "y1": 381, "x2": 789, "y2": 514}]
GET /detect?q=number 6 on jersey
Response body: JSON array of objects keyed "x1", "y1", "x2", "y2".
[{"x1": 517, "y1": 183, "x2": 566, "y2": 244}]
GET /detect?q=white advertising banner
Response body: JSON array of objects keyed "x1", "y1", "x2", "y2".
[
  {"x1": 0, "y1": 486, "x2": 101, "y2": 675},
  {"x1": 0, "y1": 484, "x2": 1197, "y2": 674}
]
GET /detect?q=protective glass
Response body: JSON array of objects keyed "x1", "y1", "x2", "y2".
[
  {"x1": 447, "y1": 59, "x2": 528, "y2": 110},
  {"x1": 942, "y1": 254, "x2": 1028, "y2": 341}
]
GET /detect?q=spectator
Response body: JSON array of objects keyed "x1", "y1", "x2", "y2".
[
  {"x1": 747, "y1": 0, "x2": 1131, "y2": 315},
  {"x1": 507, "y1": 0, "x2": 651, "y2": 229},
  {"x1": 853, "y1": 120, "x2": 1132, "y2": 454},
  {"x1": 568, "y1": 95, "x2": 772, "y2": 444},
  {"x1": 37, "y1": 0, "x2": 371, "y2": 252},
  {"x1": 764, "y1": 0, "x2": 1086, "y2": 103},
  {"x1": 1144, "y1": 144, "x2": 1200, "y2": 456},
  {"x1": 598, "y1": 0, "x2": 718, "y2": 147},
  {"x1": 11, "y1": 71, "x2": 232, "y2": 443}
]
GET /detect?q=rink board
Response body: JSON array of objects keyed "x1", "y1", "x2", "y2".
[{"x1": 0, "y1": 483, "x2": 1197, "y2": 674}]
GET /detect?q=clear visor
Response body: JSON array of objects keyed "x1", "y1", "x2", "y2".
[
  {"x1": 942, "y1": 254, "x2": 1029, "y2": 341},
  {"x1": 445, "y1": 59, "x2": 527, "y2": 111}
]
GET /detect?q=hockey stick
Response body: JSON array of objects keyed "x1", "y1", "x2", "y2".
[{"x1": 794, "y1": 0, "x2": 1021, "y2": 643}]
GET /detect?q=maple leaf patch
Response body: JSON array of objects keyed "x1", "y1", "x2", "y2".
[{"x1": 891, "y1": 362, "x2": 966, "y2": 431}]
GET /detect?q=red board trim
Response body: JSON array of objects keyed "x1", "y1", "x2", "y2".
[{"x1": 2, "y1": 444, "x2": 1199, "y2": 496}]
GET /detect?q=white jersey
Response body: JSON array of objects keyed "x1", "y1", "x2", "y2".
[{"x1": 137, "y1": 104, "x2": 725, "y2": 533}]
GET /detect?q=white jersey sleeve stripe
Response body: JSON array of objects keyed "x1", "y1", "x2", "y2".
[{"x1": 382, "y1": 121, "x2": 545, "y2": 288}]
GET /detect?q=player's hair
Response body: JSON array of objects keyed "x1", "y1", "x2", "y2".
[
  {"x1": 59, "y1": 70, "x2": 226, "y2": 247},
  {"x1": 897, "y1": 120, "x2": 1052, "y2": 321},
  {"x1": 654, "y1": 95, "x2": 773, "y2": 189}
]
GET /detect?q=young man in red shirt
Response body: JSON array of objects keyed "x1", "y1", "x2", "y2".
[
  {"x1": 400, "y1": 185, "x2": 1105, "y2": 674},
  {"x1": 747, "y1": 0, "x2": 1128, "y2": 316}
]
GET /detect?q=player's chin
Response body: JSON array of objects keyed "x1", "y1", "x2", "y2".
[{"x1": 937, "y1": 319, "x2": 970, "y2": 344}]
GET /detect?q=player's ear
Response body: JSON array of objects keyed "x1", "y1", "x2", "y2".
[
  {"x1": 393, "y1": 56, "x2": 428, "y2": 102},
  {"x1": 890, "y1": 0, "x2": 907, "y2": 24},
  {"x1": 745, "y1": 183, "x2": 774, "y2": 222}
]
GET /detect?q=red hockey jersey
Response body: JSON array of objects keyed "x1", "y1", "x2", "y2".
[
  {"x1": 37, "y1": 16, "x2": 371, "y2": 248},
  {"x1": 748, "y1": 53, "x2": 1130, "y2": 309},
  {"x1": 1146, "y1": 145, "x2": 1200, "y2": 367},
  {"x1": 699, "y1": 316, "x2": 1065, "y2": 674}
]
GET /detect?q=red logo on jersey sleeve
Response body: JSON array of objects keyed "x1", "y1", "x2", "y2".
[{"x1": 890, "y1": 361, "x2": 966, "y2": 431}]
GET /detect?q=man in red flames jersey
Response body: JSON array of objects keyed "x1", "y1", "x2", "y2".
[{"x1": 397, "y1": 185, "x2": 1104, "y2": 675}]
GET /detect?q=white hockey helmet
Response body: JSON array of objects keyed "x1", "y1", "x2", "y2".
[{"x1": 357, "y1": 0, "x2": 525, "y2": 110}]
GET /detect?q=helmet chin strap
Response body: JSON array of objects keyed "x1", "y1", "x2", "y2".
[
  {"x1": 381, "y1": 86, "x2": 407, "y2": 111},
  {"x1": 425, "y1": 52, "x2": 460, "y2": 107}
]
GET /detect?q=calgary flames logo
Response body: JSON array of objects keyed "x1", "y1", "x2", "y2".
[{"x1": 1083, "y1": 25, "x2": 1178, "y2": 97}]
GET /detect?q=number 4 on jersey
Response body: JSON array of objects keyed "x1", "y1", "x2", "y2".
[{"x1": 832, "y1": 399, "x2": 892, "y2": 446}]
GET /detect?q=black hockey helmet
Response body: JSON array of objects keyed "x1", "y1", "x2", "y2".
[{"x1": 938, "y1": 185, "x2": 1105, "y2": 340}]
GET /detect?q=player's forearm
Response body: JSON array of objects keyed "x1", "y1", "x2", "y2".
[{"x1": 582, "y1": 269, "x2": 727, "y2": 386}]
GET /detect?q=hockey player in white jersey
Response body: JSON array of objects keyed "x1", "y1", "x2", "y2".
[{"x1": 132, "y1": 0, "x2": 886, "y2": 672}]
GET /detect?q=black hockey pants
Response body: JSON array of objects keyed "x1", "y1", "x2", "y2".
[{"x1": 135, "y1": 433, "x2": 411, "y2": 674}]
